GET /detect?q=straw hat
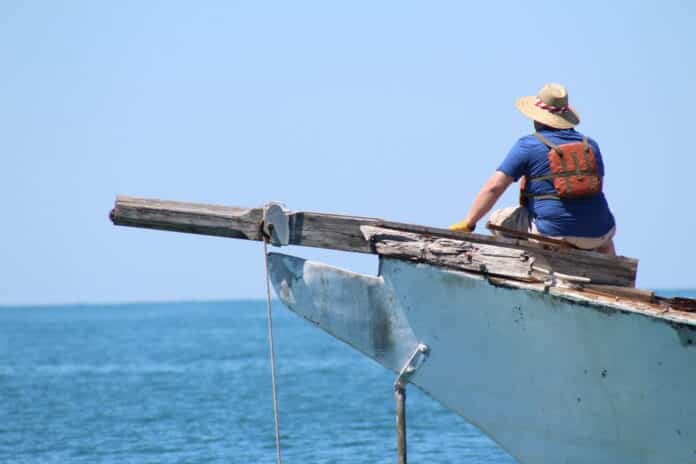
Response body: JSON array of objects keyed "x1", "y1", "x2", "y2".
[{"x1": 515, "y1": 83, "x2": 580, "y2": 129}]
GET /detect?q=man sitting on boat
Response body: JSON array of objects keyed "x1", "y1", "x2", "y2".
[{"x1": 449, "y1": 83, "x2": 616, "y2": 255}]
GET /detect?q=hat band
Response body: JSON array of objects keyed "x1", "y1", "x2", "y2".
[{"x1": 535, "y1": 98, "x2": 569, "y2": 114}]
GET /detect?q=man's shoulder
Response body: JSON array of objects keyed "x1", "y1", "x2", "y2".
[
  {"x1": 511, "y1": 133, "x2": 541, "y2": 150},
  {"x1": 508, "y1": 133, "x2": 545, "y2": 157},
  {"x1": 560, "y1": 129, "x2": 601, "y2": 153},
  {"x1": 516, "y1": 133, "x2": 540, "y2": 144}
]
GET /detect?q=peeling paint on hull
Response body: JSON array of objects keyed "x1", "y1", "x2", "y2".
[{"x1": 268, "y1": 252, "x2": 696, "y2": 464}]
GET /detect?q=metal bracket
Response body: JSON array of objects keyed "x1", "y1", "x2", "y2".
[
  {"x1": 394, "y1": 343, "x2": 430, "y2": 390},
  {"x1": 393, "y1": 343, "x2": 429, "y2": 464},
  {"x1": 263, "y1": 202, "x2": 289, "y2": 246}
]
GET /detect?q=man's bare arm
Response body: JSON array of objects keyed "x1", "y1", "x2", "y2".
[{"x1": 451, "y1": 171, "x2": 514, "y2": 231}]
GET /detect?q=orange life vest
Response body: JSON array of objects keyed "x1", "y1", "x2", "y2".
[{"x1": 520, "y1": 132, "x2": 603, "y2": 205}]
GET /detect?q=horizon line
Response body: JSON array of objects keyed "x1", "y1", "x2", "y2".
[
  {"x1": 2, "y1": 288, "x2": 696, "y2": 309},
  {"x1": 0, "y1": 297, "x2": 280, "y2": 309}
]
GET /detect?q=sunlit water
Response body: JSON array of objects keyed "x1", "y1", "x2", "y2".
[{"x1": 1, "y1": 291, "x2": 693, "y2": 463}]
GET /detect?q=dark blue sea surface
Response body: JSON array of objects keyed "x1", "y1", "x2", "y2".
[
  {"x1": 2, "y1": 290, "x2": 694, "y2": 463},
  {"x1": 1, "y1": 300, "x2": 519, "y2": 464}
]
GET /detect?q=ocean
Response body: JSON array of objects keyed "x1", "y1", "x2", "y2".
[{"x1": 1, "y1": 292, "x2": 693, "y2": 463}]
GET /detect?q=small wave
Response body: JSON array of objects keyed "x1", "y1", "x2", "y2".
[{"x1": 0, "y1": 359, "x2": 267, "y2": 376}]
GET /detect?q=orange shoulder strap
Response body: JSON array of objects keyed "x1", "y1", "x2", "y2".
[
  {"x1": 533, "y1": 132, "x2": 563, "y2": 156},
  {"x1": 535, "y1": 132, "x2": 592, "y2": 156}
]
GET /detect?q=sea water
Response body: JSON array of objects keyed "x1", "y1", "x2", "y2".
[{"x1": 1, "y1": 292, "x2": 693, "y2": 463}]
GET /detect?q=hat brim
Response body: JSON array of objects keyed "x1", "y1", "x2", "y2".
[{"x1": 515, "y1": 95, "x2": 580, "y2": 129}]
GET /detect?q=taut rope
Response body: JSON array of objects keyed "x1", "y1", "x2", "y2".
[{"x1": 263, "y1": 238, "x2": 282, "y2": 464}]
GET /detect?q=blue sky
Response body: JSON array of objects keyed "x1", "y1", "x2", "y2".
[{"x1": 2, "y1": 1, "x2": 695, "y2": 304}]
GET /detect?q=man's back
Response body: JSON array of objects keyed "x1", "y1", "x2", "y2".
[{"x1": 498, "y1": 128, "x2": 615, "y2": 237}]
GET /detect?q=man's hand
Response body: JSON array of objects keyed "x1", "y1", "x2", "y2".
[{"x1": 449, "y1": 218, "x2": 475, "y2": 232}]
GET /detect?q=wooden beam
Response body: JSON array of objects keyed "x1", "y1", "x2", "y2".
[
  {"x1": 289, "y1": 211, "x2": 377, "y2": 253},
  {"x1": 361, "y1": 226, "x2": 637, "y2": 286},
  {"x1": 110, "y1": 195, "x2": 378, "y2": 251},
  {"x1": 361, "y1": 225, "x2": 541, "y2": 282},
  {"x1": 110, "y1": 195, "x2": 264, "y2": 240},
  {"x1": 110, "y1": 195, "x2": 638, "y2": 286},
  {"x1": 372, "y1": 220, "x2": 637, "y2": 286}
]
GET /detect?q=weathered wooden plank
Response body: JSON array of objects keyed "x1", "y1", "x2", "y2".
[
  {"x1": 363, "y1": 225, "x2": 549, "y2": 283},
  {"x1": 110, "y1": 195, "x2": 264, "y2": 240},
  {"x1": 110, "y1": 196, "x2": 376, "y2": 251},
  {"x1": 361, "y1": 225, "x2": 636, "y2": 286},
  {"x1": 289, "y1": 212, "x2": 377, "y2": 253},
  {"x1": 378, "y1": 220, "x2": 635, "y2": 268},
  {"x1": 377, "y1": 220, "x2": 637, "y2": 287},
  {"x1": 110, "y1": 195, "x2": 638, "y2": 286}
]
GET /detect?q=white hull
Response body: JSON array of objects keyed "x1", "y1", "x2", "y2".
[{"x1": 268, "y1": 252, "x2": 696, "y2": 464}]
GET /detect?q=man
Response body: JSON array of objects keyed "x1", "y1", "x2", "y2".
[{"x1": 449, "y1": 83, "x2": 616, "y2": 255}]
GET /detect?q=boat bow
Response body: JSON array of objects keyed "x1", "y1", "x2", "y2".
[{"x1": 268, "y1": 251, "x2": 696, "y2": 464}]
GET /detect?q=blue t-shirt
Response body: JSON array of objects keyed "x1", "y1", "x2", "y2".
[{"x1": 497, "y1": 128, "x2": 615, "y2": 237}]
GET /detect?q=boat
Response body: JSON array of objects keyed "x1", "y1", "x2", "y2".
[{"x1": 110, "y1": 195, "x2": 696, "y2": 464}]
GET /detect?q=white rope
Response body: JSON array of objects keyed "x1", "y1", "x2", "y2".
[{"x1": 263, "y1": 239, "x2": 282, "y2": 464}]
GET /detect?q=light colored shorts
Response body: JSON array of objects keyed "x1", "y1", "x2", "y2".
[{"x1": 488, "y1": 205, "x2": 616, "y2": 251}]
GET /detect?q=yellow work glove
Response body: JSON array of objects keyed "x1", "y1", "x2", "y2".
[{"x1": 449, "y1": 218, "x2": 475, "y2": 232}]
